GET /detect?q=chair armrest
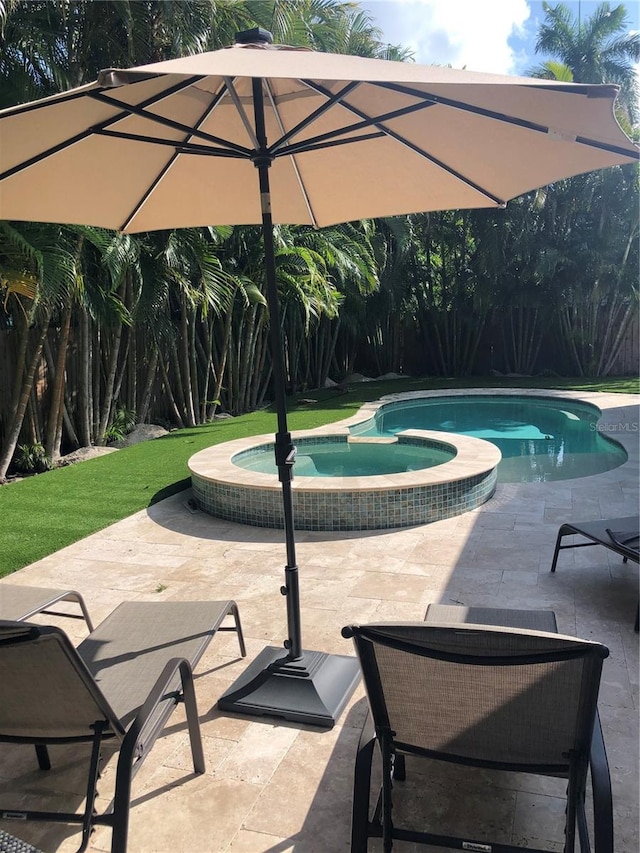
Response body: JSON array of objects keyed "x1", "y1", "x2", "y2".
[
  {"x1": 109, "y1": 657, "x2": 202, "y2": 853},
  {"x1": 590, "y1": 711, "x2": 613, "y2": 853},
  {"x1": 121, "y1": 657, "x2": 198, "y2": 772},
  {"x1": 351, "y1": 710, "x2": 377, "y2": 853},
  {"x1": 357, "y1": 709, "x2": 376, "y2": 760}
]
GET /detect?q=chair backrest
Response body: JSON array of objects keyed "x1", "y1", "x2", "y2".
[
  {"x1": 345, "y1": 622, "x2": 608, "y2": 772},
  {"x1": 0, "y1": 621, "x2": 124, "y2": 742}
]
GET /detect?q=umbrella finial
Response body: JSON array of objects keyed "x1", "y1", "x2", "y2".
[{"x1": 236, "y1": 27, "x2": 273, "y2": 45}]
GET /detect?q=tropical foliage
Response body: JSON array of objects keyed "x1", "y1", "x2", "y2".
[
  {"x1": 0, "y1": 0, "x2": 637, "y2": 481},
  {"x1": 529, "y1": 1, "x2": 639, "y2": 123}
]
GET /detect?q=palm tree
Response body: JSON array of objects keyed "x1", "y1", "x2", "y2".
[
  {"x1": 0, "y1": 222, "x2": 81, "y2": 480},
  {"x1": 530, "y1": 2, "x2": 639, "y2": 123}
]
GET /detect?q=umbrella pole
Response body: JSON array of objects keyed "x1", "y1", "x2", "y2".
[
  {"x1": 216, "y1": 74, "x2": 361, "y2": 728},
  {"x1": 255, "y1": 150, "x2": 303, "y2": 661}
]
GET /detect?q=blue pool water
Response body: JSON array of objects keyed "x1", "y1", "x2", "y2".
[
  {"x1": 350, "y1": 395, "x2": 627, "y2": 483},
  {"x1": 234, "y1": 436, "x2": 455, "y2": 477}
]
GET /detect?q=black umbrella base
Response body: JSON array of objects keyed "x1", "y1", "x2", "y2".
[{"x1": 217, "y1": 646, "x2": 361, "y2": 728}]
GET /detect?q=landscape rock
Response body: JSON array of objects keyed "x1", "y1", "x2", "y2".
[
  {"x1": 110, "y1": 423, "x2": 169, "y2": 448},
  {"x1": 376, "y1": 372, "x2": 408, "y2": 380},
  {"x1": 58, "y1": 446, "x2": 118, "y2": 466},
  {"x1": 344, "y1": 373, "x2": 374, "y2": 383}
]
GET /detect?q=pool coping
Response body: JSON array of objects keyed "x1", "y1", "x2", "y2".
[{"x1": 188, "y1": 427, "x2": 501, "y2": 493}]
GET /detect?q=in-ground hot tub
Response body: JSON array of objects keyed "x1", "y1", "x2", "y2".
[
  {"x1": 234, "y1": 434, "x2": 455, "y2": 477},
  {"x1": 189, "y1": 429, "x2": 500, "y2": 531}
]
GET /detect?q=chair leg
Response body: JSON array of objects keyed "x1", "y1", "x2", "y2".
[
  {"x1": 230, "y1": 602, "x2": 246, "y2": 657},
  {"x1": 179, "y1": 660, "x2": 205, "y2": 774},
  {"x1": 71, "y1": 592, "x2": 95, "y2": 632},
  {"x1": 380, "y1": 730, "x2": 394, "y2": 853},
  {"x1": 77, "y1": 725, "x2": 106, "y2": 853},
  {"x1": 352, "y1": 712, "x2": 376, "y2": 853},
  {"x1": 111, "y1": 748, "x2": 134, "y2": 853},
  {"x1": 218, "y1": 603, "x2": 247, "y2": 657},
  {"x1": 590, "y1": 713, "x2": 613, "y2": 853},
  {"x1": 35, "y1": 743, "x2": 51, "y2": 770},
  {"x1": 550, "y1": 532, "x2": 565, "y2": 572}
]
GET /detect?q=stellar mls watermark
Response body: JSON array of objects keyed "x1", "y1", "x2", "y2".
[{"x1": 590, "y1": 421, "x2": 639, "y2": 433}]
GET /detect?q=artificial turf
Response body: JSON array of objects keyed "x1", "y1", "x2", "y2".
[{"x1": 2, "y1": 375, "x2": 637, "y2": 577}]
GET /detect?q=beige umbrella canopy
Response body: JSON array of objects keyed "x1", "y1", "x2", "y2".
[
  {"x1": 1, "y1": 29, "x2": 637, "y2": 727},
  {"x1": 0, "y1": 33, "x2": 637, "y2": 231}
]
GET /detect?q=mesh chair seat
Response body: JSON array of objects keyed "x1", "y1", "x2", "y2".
[{"x1": 0, "y1": 584, "x2": 94, "y2": 631}]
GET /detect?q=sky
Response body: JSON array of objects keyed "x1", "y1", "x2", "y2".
[{"x1": 359, "y1": 0, "x2": 640, "y2": 77}]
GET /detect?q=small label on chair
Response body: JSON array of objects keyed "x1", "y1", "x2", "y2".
[
  {"x1": 2, "y1": 811, "x2": 27, "y2": 820},
  {"x1": 462, "y1": 843, "x2": 491, "y2": 852}
]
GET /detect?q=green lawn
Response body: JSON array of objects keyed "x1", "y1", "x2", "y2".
[{"x1": 2, "y1": 376, "x2": 638, "y2": 578}]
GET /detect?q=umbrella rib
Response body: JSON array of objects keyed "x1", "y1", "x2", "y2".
[
  {"x1": 0, "y1": 76, "x2": 247, "y2": 183},
  {"x1": 89, "y1": 86, "x2": 254, "y2": 157},
  {"x1": 0, "y1": 86, "x2": 92, "y2": 118},
  {"x1": 92, "y1": 128, "x2": 246, "y2": 158},
  {"x1": 263, "y1": 79, "x2": 319, "y2": 228},
  {"x1": 223, "y1": 77, "x2": 260, "y2": 150},
  {"x1": 276, "y1": 131, "x2": 386, "y2": 158},
  {"x1": 0, "y1": 128, "x2": 95, "y2": 182},
  {"x1": 118, "y1": 149, "x2": 180, "y2": 232},
  {"x1": 268, "y1": 80, "x2": 362, "y2": 155},
  {"x1": 117, "y1": 82, "x2": 250, "y2": 232},
  {"x1": 376, "y1": 80, "x2": 554, "y2": 132},
  {"x1": 302, "y1": 80, "x2": 506, "y2": 206},
  {"x1": 574, "y1": 134, "x2": 640, "y2": 160},
  {"x1": 274, "y1": 98, "x2": 437, "y2": 159},
  {"x1": 374, "y1": 81, "x2": 640, "y2": 160},
  {"x1": 0, "y1": 84, "x2": 173, "y2": 181}
]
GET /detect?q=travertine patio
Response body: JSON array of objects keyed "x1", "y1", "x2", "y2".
[{"x1": 0, "y1": 391, "x2": 638, "y2": 853}]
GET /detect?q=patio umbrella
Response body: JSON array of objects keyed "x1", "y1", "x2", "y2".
[{"x1": 0, "y1": 28, "x2": 637, "y2": 727}]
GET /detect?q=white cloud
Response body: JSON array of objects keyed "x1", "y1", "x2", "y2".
[{"x1": 364, "y1": 0, "x2": 532, "y2": 75}]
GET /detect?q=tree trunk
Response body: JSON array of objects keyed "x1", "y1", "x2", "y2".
[
  {"x1": 210, "y1": 301, "x2": 234, "y2": 417},
  {"x1": 158, "y1": 350, "x2": 185, "y2": 428},
  {"x1": 0, "y1": 309, "x2": 52, "y2": 481},
  {"x1": 138, "y1": 345, "x2": 158, "y2": 424},
  {"x1": 189, "y1": 306, "x2": 200, "y2": 423},
  {"x1": 78, "y1": 306, "x2": 92, "y2": 447},
  {"x1": 44, "y1": 299, "x2": 72, "y2": 461},
  {"x1": 97, "y1": 322, "x2": 123, "y2": 444},
  {"x1": 178, "y1": 292, "x2": 196, "y2": 427}
]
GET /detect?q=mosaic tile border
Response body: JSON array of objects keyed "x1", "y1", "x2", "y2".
[{"x1": 192, "y1": 467, "x2": 497, "y2": 531}]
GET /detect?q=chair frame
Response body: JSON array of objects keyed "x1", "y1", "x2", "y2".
[
  {"x1": 345, "y1": 616, "x2": 612, "y2": 853},
  {"x1": 0, "y1": 600, "x2": 245, "y2": 853},
  {"x1": 0, "y1": 584, "x2": 94, "y2": 631}
]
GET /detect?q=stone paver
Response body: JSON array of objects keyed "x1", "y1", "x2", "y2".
[{"x1": 0, "y1": 390, "x2": 637, "y2": 853}]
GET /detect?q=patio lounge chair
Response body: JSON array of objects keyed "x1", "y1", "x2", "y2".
[
  {"x1": 550, "y1": 516, "x2": 639, "y2": 630},
  {"x1": 0, "y1": 599, "x2": 245, "y2": 853},
  {"x1": 550, "y1": 516, "x2": 639, "y2": 572},
  {"x1": 343, "y1": 604, "x2": 612, "y2": 853},
  {"x1": 0, "y1": 584, "x2": 94, "y2": 631}
]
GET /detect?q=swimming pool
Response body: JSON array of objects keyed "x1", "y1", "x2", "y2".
[{"x1": 350, "y1": 394, "x2": 627, "y2": 483}]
